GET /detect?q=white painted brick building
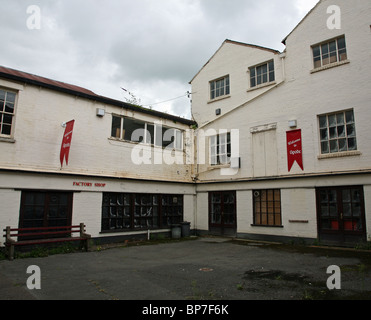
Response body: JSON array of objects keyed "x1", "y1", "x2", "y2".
[
  {"x1": 0, "y1": 0, "x2": 370, "y2": 247},
  {"x1": 190, "y1": 0, "x2": 371, "y2": 246}
]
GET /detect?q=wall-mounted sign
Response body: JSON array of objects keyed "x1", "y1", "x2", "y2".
[
  {"x1": 287, "y1": 129, "x2": 304, "y2": 172},
  {"x1": 60, "y1": 120, "x2": 75, "y2": 167},
  {"x1": 73, "y1": 182, "x2": 106, "y2": 188}
]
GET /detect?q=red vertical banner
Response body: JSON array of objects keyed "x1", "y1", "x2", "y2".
[
  {"x1": 287, "y1": 129, "x2": 304, "y2": 172},
  {"x1": 60, "y1": 120, "x2": 75, "y2": 167}
]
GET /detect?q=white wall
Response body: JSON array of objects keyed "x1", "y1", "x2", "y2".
[
  {"x1": 190, "y1": 40, "x2": 283, "y2": 127},
  {"x1": 0, "y1": 82, "x2": 193, "y2": 183},
  {"x1": 193, "y1": 0, "x2": 371, "y2": 183},
  {"x1": 0, "y1": 171, "x2": 196, "y2": 241},
  {"x1": 0, "y1": 189, "x2": 21, "y2": 246}
]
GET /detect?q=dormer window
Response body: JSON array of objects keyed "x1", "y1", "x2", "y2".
[{"x1": 249, "y1": 60, "x2": 275, "y2": 88}]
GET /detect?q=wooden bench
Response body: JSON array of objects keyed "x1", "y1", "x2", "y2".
[{"x1": 3, "y1": 223, "x2": 91, "y2": 260}]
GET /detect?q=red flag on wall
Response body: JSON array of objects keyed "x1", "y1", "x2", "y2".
[
  {"x1": 60, "y1": 120, "x2": 75, "y2": 167},
  {"x1": 286, "y1": 129, "x2": 304, "y2": 172}
]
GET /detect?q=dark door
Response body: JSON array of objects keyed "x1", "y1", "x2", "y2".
[
  {"x1": 19, "y1": 191, "x2": 73, "y2": 239},
  {"x1": 316, "y1": 186, "x2": 366, "y2": 246},
  {"x1": 209, "y1": 191, "x2": 237, "y2": 236}
]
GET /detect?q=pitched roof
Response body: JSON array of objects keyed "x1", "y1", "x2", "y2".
[
  {"x1": 189, "y1": 39, "x2": 281, "y2": 84},
  {"x1": 0, "y1": 65, "x2": 195, "y2": 125}
]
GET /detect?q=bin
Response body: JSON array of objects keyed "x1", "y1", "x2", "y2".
[
  {"x1": 171, "y1": 224, "x2": 181, "y2": 239},
  {"x1": 180, "y1": 221, "x2": 191, "y2": 237}
]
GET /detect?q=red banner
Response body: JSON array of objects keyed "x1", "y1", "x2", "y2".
[
  {"x1": 60, "y1": 120, "x2": 75, "y2": 167},
  {"x1": 287, "y1": 129, "x2": 304, "y2": 172}
]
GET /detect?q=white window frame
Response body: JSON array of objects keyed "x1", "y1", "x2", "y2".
[
  {"x1": 312, "y1": 36, "x2": 347, "y2": 69},
  {"x1": 249, "y1": 60, "x2": 275, "y2": 88},
  {"x1": 318, "y1": 109, "x2": 357, "y2": 155},
  {"x1": 111, "y1": 115, "x2": 183, "y2": 150},
  {"x1": 0, "y1": 88, "x2": 17, "y2": 138},
  {"x1": 210, "y1": 75, "x2": 230, "y2": 100},
  {"x1": 210, "y1": 132, "x2": 231, "y2": 166}
]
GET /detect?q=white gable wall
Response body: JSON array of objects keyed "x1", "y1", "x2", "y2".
[{"x1": 190, "y1": 41, "x2": 283, "y2": 127}]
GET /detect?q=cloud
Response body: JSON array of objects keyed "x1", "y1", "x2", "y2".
[{"x1": 0, "y1": 0, "x2": 319, "y2": 120}]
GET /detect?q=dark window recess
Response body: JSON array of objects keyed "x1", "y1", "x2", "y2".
[
  {"x1": 19, "y1": 191, "x2": 73, "y2": 239},
  {"x1": 102, "y1": 193, "x2": 184, "y2": 232}
]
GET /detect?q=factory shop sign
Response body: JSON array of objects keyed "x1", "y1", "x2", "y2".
[{"x1": 73, "y1": 182, "x2": 106, "y2": 188}]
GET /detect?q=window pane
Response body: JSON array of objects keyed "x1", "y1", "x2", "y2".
[
  {"x1": 348, "y1": 138, "x2": 357, "y2": 151},
  {"x1": 346, "y1": 110, "x2": 354, "y2": 123},
  {"x1": 329, "y1": 126, "x2": 337, "y2": 139},
  {"x1": 269, "y1": 70, "x2": 275, "y2": 82},
  {"x1": 5, "y1": 102, "x2": 14, "y2": 114},
  {"x1": 312, "y1": 46, "x2": 320, "y2": 58},
  {"x1": 163, "y1": 128, "x2": 175, "y2": 148},
  {"x1": 321, "y1": 43, "x2": 329, "y2": 55},
  {"x1": 111, "y1": 116, "x2": 122, "y2": 138},
  {"x1": 319, "y1": 116, "x2": 327, "y2": 128},
  {"x1": 320, "y1": 128, "x2": 328, "y2": 141},
  {"x1": 146, "y1": 124, "x2": 155, "y2": 145},
  {"x1": 250, "y1": 77, "x2": 256, "y2": 88},
  {"x1": 338, "y1": 138, "x2": 347, "y2": 152},
  {"x1": 328, "y1": 114, "x2": 336, "y2": 127},
  {"x1": 330, "y1": 140, "x2": 338, "y2": 153},
  {"x1": 6, "y1": 92, "x2": 16, "y2": 103},
  {"x1": 1, "y1": 124, "x2": 11, "y2": 135},
  {"x1": 337, "y1": 125, "x2": 345, "y2": 137},
  {"x1": 346, "y1": 124, "x2": 356, "y2": 137},
  {"x1": 268, "y1": 61, "x2": 274, "y2": 72},
  {"x1": 124, "y1": 118, "x2": 145, "y2": 142},
  {"x1": 175, "y1": 130, "x2": 183, "y2": 150},
  {"x1": 336, "y1": 113, "x2": 344, "y2": 125},
  {"x1": 337, "y1": 37, "x2": 346, "y2": 50},
  {"x1": 210, "y1": 90, "x2": 215, "y2": 100},
  {"x1": 155, "y1": 125, "x2": 163, "y2": 146},
  {"x1": 3, "y1": 114, "x2": 12, "y2": 125}
]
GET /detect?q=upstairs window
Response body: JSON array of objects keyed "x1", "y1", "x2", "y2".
[
  {"x1": 249, "y1": 60, "x2": 275, "y2": 88},
  {"x1": 210, "y1": 75, "x2": 230, "y2": 100},
  {"x1": 312, "y1": 36, "x2": 347, "y2": 69},
  {"x1": 319, "y1": 110, "x2": 357, "y2": 154},
  {"x1": 0, "y1": 89, "x2": 16, "y2": 137},
  {"x1": 111, "y1": 115, "x2": 183, "y2": 150}
]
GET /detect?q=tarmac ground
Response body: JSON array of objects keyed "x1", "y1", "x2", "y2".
[{"x1": 0, "y1": 236, "x2": 370, "y2": 301}]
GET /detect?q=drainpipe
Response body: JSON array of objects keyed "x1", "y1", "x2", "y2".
[{"x1": 279, "y1": 51, "x2": 286, "y2": 81}]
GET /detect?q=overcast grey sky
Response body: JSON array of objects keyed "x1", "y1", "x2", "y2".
[{"x1": 0, "y1": 0, "x2": 319, "y2": 119}]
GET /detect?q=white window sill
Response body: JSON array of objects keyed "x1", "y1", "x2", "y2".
[
  {"x1": 0, "y1": 137, "x2": 15, "y2": 143},
  {"x1": 108, "y1": 137, "x2": 183, "y2": 151},
  {"x1": 207, "y1": 95, "x2": 231, "y2": 104},
  {"x1": 311, "y1": 60, "x2": 350, "y2": 74},
  {"x1": 247, "y1": 81, "x2": 276, "y2": 92},
  {"x1": 318, "y1": 150, "x2": 361, "y2": 160}
]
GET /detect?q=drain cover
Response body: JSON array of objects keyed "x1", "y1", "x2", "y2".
[{"x1": 199, "y1": 268, "x2": 214, "y2": 272}]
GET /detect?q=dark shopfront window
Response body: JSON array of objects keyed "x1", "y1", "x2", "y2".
[
  {"x1": 102, "y1": 193, "x2": 184, "y2": 232},
  {"x1": 19, "y1": 191, "x2": 73, "y2": 229}
]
